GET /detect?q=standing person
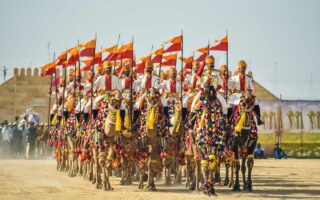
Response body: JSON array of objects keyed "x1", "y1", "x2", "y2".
[
  {"x1": 2, "y1": 121, "x2": 11, "y2": 158},
  {"x1": 3, "y1": 66, "x2": 7, "y2": 81},
  {"x1": 27, "y1": 122, "x2": 37, "y2": 159},
  {"x1": 18, "y1": 120, "x2": 28, "y2": 159},
  {"x1": 11, "y1": 123, "x2": 23, "y2": 158}
]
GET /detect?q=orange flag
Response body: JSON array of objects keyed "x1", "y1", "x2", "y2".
[
  {"x1": 196, "y1": 46, "x2": 209, "y2": 54},
  {"x1": 165, "y1": 35, "x2": 182, "y2": 44},
  {"x1": 100, "y1": 45, "x2": 118, "y2": 53},
  {"x1": 40, "y1": 62, "x2": 56, "y2": 70},
  {"x1": 80, "y1": 39, "x2": 96, "y2": 49}
]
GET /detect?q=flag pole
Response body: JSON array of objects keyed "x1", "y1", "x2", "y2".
[
  {"x1": 180, "y1": 31, "x2": 183, "y2": 116},
  {"x1": 130, "y1": 37, "x2": 134, "y2": 131},
  {"x1": 90, "y1": 33, "x2": 97, "y2": 122},
  {"x1": 225, "y1": 30, "x2": 229, "y2": 101},
  {"x1": 77, "y1": 41, "x2": 83, "y2": 125},
  {"x1": 158, "y1": 44, "x2": 163, "y2": 79},
  {"x1": 114, "y1": 34, "x2": 121, "y2": 74},
  {"x1": 48, "y1": 52, "x2": 56, "y2": 128}
]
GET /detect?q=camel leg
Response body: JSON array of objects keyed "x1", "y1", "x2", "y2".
[
  {"x1": 246, "y1": 155, "x2": 254, "y2": 192},
  {"x1": 195, "y1": 159, "x2": 201, "y2": 192},
  {"x1": 215, "y1": 163, "x2": 221, "y2": 185},
  {"x1": 241, "y1": 156, "x2": 248, "y2": 191},
  {"x1": 185, "y1": 157, "x2": 191, "y2": 189},
  {"x1": 229, "y1": 161, "x2": 234, "y2": 188},
  {"x1": 224, "y1": 162, "x2": 230, "y2": 186}
]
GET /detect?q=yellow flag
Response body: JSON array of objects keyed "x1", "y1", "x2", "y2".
[
  {"x1": 148, "y1": 108, "x2": 155, "y2": 130},
  {"x1": 115, "y1": 110, "x2": 121, "y2": 131},
  {"x1": 235, "y1": 112, "x2": 246, "y2": 132},
  {"x1": 51, "y1": 113, "x2": 57, "y2": 125}
]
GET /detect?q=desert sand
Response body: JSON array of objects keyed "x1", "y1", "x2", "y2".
[{"x1": 0, "y1": 159, "x2": 319, "y2": 200}]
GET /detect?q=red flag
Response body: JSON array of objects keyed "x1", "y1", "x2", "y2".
[
  {"x1": 162, "y1": 59, "x2": 177, "y2": 66},
  {"x1": 151, "y1": 55, "x2": 162, "y2": 63},
  {"x1": 165, "y1": 35, "x2": 182, "y2": 44},
  {"x1": 209, "y1": 35, "x2": 228, "y2": 51},
  {"x1": 41, "y1": 68, "x2": 55, "y2": 76},
  {"x1": 81, "y1": 59, "x2": 94, "y2": 71},
  {"x1": 196, "y1": 53, "x2": 208, "y2": 62},
  {"x1": 164, "y1": 43, "x2": 181, "y2": 53},
  {"x1": 56, "y1": 52, "x2": 67, "y2": 65},
  {"x1": 94, "y1": 52, "x2": 102, "y2": 64},
  {"x1": 79, "y1": 48, "x2": 95, "y2": 57}
]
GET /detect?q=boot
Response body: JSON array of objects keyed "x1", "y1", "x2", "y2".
[
  {"x1": 63, "y1": 111, "x2": 69, "y2": 120},
  {"x1": 163, "y1": 107, "x2": 173, "y2": 127},
  {"x1": 182, "y1": 108, "x2": 188, "y2": 122},
  {"x1": 50, "y1": 114, "x2": 54, "y2": 122},
  {"x1": 120, "y1": 110, "x2": 126, "y2": 130},
  {"x1": 92, "y1": 110, "x2": 98, "y2": 120},
  {"x1": 132, "y1": 110, "x2": 140, "y2": 132},
  {"x1": 84, "y1": 113, "x2": 89, "y2": 122},
  {"x1": 76, "y1": 113, "x2": 80, "y2": 123},
  {"x1": 227, "y1": 107, "x2": 233, "y2": 124},
  {"x1": 254, "y1": 105, "x2": 264, "y2": 125}
]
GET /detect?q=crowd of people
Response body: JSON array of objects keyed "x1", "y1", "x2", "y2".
[{"x1": 0, "y1": 117, "x2": 51, "y2": 159}]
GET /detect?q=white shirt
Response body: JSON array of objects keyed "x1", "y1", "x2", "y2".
[
  {"x1": 136, "y1": 74, "x2": 159, "y2": 92},
  {"x1": 94, "y1": 74, "x2": 119, "y2": 91},
  {"x1": 230, "y1": 74, "x2": 254, "y2": 92},
  {"x1": 160, "y1": 79, "x2": 182, "y2": 94}
]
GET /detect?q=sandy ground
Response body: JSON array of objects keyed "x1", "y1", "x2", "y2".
[{"x1": 0, "y1": 159, "x2": 320, "y2": 200}]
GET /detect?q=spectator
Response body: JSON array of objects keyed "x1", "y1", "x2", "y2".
[
  {"x1": 11, "y1": 122, "x2": 23, "y2": 158},
  {"x1": 254, "y1": 143, "x2": 265, "y2": 159},
  {"x1": 1, "y1": 120, "x2": 10, "y2": 158},
  {"x1": 274, "y1": 143, "x2": 288, "y2": 159},
  {"x1": 27, "y1": 122, "x2": 37, "y2": 159},
  {"x1": 18, "y1": 121, "x2": 28, "y2": 158}
]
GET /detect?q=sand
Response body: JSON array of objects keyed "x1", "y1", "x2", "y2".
[{"x1": 0, "y1": 159, "x2": 320, "y2": 200}]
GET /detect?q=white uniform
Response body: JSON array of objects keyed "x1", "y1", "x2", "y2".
[
  {"x1": 182, "y1": 73, "x2": 200, "y2": 108},
  {"x1": 84, "y1": 74, "x2": 119, "y2": 112},
  {"x1": 118, "y1": 77, "x2": 137, "y2": 110},
  {"x1": 75, "y1": 83, "x2": 91, "y2": 113},
  {"x1": 134, "y1": 74, "x2": 159, "y2": 109},
  {"x1": 228, "y1": 74, "x2": 255, "y2": 106},
  {"x1": 159, "y1": 80, "x2": 182, "y2": 107}
]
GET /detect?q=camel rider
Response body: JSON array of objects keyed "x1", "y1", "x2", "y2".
[
  {"x1": 118, "y1": 62, "x2": 138, "y2": 130},
  {"x1": 50, "y1": 78, "x2": 66, "y2": 124},
  {"x1": 134, "y1": 61, "x2": 159, "y2": 110},
  {"x1": 159, "y1": 66, "x2": 182, "y2": 123},
  {"x1": 83, "y1": 61, "x2": 119, "y2": 121},
  {"x1": 182, "y1": 60, "x2": 201, "y2": 120},
  {"x1": 63, "y1": 69, "x2": 78, "y2": 120},
  {"x1": 228, "y1": 60, "x2": 264, "y2": 125},
  {"x1": 74, "y1": 71, "x2": 92, "y2": 124},
  {"x1": 216, "y1": 65, "x2": 232, "y2": 100},
  {"x1": 190, "y1": 55, "x2": 228, "y2": 114}
]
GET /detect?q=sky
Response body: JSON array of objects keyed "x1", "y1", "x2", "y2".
[{"x1": 0, "y1": 0, "x2": 320, "y2": 100}]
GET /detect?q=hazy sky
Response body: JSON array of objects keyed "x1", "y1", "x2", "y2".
[{"x1": 0, "y1": 0, "x2": 319, "y2": 99}]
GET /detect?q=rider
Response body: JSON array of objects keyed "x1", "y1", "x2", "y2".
[
  {"x1": 159, "y1": 66, "x2": 182, "y2": 124},
  {"x1": 228, "y1": 60, "x2": 264, "y2": 125},
  {"x1": 83, "y1": 61, "x2": 119, "y2": 121}
]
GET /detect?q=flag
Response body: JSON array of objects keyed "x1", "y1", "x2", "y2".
[
  {"x1": 209, "y1": 35, "x2": 228, "y2": 51},
  {"x1": 196, "y1": 46, "x2": 209, "y2": 54},
  {"x1": 162, "y1": 53, "x2": 177, "y2": 66},
  {"x1": 135, "y1": 54, "x2": 151, "y2": 74},
  {"x1": 117, "y1": 42, "x2": 134, "y2": 60},
  {"x1": 81, "y1": 58, "x2": 94, "y2": 71},
  {"x1": 66, "y1": 46, "x2": 81, "y2": 66},
  {"x1": 180, "y1": 56, "x2": 193, "y2": 70},
  {"x1": 41, "y1": 67, "x2": 55, "y2": 76},
  {"x1": 164, "y1": 43, "x2": 181, "y2": 53},
  {"x1": 40, "y1": 62, "x2": 56, "y2": 70},
  {"x1": 196, "y1": 53, "x2": 208, "y2": 62},
  {"x1": 94, "y1": 52, "x2": 102, "y2": 65},
  {"x1": 79, "y1": 39, "x2": 96, "y2": 57},
  {"x1": 56, "y1": 52, "x2": 67, "y2": 65},
  {"x1": 100, "y1": 45, "x2": 117, "y2": 53},
  {"x1": 165, "y1": 35, "x2": 182, "y2": 44}
]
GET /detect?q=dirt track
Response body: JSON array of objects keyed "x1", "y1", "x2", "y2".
[{"x1": 0, "y1": 159, "x2": 319, "y2": 200}]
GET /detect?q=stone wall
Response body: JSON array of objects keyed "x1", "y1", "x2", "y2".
[{"x1": 0, "y1": 68, "x2": 50, "y2": 122}]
